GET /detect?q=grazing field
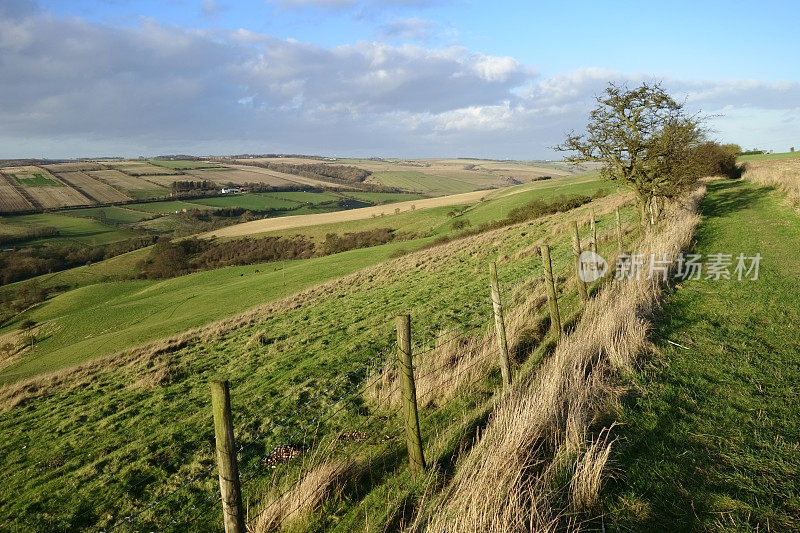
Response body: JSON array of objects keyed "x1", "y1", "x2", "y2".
[
  {"x1": 123, "y1": 200, "x2": 216, "y2": 214},
  {"x1": 605, "y1": 179, "x2": 800, "y2": 531},
  {"x1": 66, "y1": 206, "x2": 154, "y2": 224},
  {"x1": 1, "y1": 173, "x2": 612, "y2": 379},
  {"x1": 56, "y1": 171, "x2": 132, "y2": 203},
  {"x1": 182, "y1": 167, "x2": 299, "y2": 187},
  {"x1": 0, "y1": 213, "x2": 136, "y2": 247},
  {"x1": 366, "y1": 170, "x2": 476, "y2": 194},
  {"x1": 88, "y1": 169, "x2": 169, "y2": 199},
  {"x1": 0, "y1": 174, "x2": 34, "y2": 212},
  {"x1": 215, "y1": 164, "x2": 352, "y2": 188},
  {"x1": 0, "y1": 189, "x2": 639, "y2": 532}
]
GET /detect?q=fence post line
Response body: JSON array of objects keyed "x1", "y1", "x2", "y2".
[
  {"x1": 589, "y1": 209, "x2": 598, "y2": 254},
  {"x1": 489, "y1": 262, "x2": 512, "y2": 386},
  {"x1": 210, "y1": 380, "x2": 245, "y2": 533},
  {"x1": 615, "y1": 207, "x2": 623, "y2": 254},
  {"x1": 570, "y1": 222, "x2": 589, "y2": 302},
  {"x1": 396, "y1": 314, "x2": 426, "y2": 475},
  {"x1": 541, "y1": 245, "x2": 562, "y2": 338}
]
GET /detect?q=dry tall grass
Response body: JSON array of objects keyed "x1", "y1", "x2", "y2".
[
  {"x1": 250, "y1": 459, "x2": 359, "y2": 532},
  {"x1": 419, "y1": 184, "x2": 706, "y2": 532},
  {"x1": 742, "y1": 158, "x2": 800, "y2": 211}
]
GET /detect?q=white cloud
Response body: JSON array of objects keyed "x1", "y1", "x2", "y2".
[{"x1": 0, "y1": 6, "x2": 797, "y2": 159}]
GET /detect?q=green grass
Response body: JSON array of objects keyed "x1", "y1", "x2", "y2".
[
  {"x1": 368, "y1": 170, "x2": 476, "y2": 195},
  {"x1": 147, "y1": 160, "x2": 220, "y2": 170},
  {"x1": 12, "y1": 173, "x2": 63, "y2": 187},
  {"x1": 0, "y1": 213, "x2": 135, "y2": 247},
  {"x1": 123, "y1": 200, "x2": 215, "y2": 214},
  {"x1": 342, "y1": 191, "x2": 429, "y2": 204},
  {"x1": 604, "y1": 179, "x2": 800, "y2": 531},
  {"x1": 66, "y1": 206, "x2": 154, "y2": 224},
  {"x1": 190, "y1": 194, "x2": 308, "y2": 210},
  {"x1": 0, "y1": 172, "x2": 613, "y2": 380},
  {"x1": 0, "y1": 195, "x2": 636, "y2": 532},
  {"x1": 737, "y1": 151, "x2": 800, "y2": 162},
  {"x1": 128, "y1": 188, "x2": 172, "y2": 200}
]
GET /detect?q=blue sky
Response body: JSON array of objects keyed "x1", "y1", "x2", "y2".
[{"x1": 2, "y1": 0, "x2": 799, "y2": 158}]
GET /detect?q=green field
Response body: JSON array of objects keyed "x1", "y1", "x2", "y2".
[
  {"x1": 0, "y1": 213, "x2": 135, "y2": 247},
  {"x1": 604, "y1": 179, "x2": 800, "y2": 530},
  {"x1": 0, "y1": 172, "x2": 615, "y2": 382},
  {"x1": 190, "y1": 194, "x2": 309, "y2": 210},
  {"x1": 0, "y1": 188, "x2": 637, "y2": 531},
  {"x1": 368, "y1": 170, "x2": 476, "y2": 195},
  {"x1": 67, "y1": 206, "x2": 155, "y2": 224},
  {"x1": 738, "y1": 150, "x2": 800, "y2": 162},
  {"x1": 11, "y1": 173, "x2": 63, "y2": 187},
  {"x1": 124, "y1": 200, "x2": 217, "y2": 214}
]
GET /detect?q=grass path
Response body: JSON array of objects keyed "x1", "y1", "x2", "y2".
[{"x1": 605, "y1": 179, "x2": 800, "y2": 531}]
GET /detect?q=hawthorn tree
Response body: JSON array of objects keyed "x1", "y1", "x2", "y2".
[{"x1": 556, "y1": 82, "x2": 704, "y2": 225}]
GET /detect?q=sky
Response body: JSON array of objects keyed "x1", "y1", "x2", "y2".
[{"x1": 1, "y1": 0, "x2": 798, "y2": 159}]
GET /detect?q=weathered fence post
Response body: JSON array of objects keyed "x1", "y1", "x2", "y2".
[
  {"x1": 396, "y1": 315, "x2": 426, "y2": 474},
  {"x1": 210, "y1": 380, "x2": 245, "y2": 533},
  {"x1": 540, "y1": 245, "x2": 562, "y2": 338},
  {"x1": 589, "y1": 209, "x2": 598, "y2": 254},
  {"x1": 570, "y1": 222, "x2": 589, "y2": 302},
  {"x1": 615, "y1": 207, "x2": 623, "y2": 254},
  {"x1": 489, "y1": 262, "x2": 512, "y2": 386}
]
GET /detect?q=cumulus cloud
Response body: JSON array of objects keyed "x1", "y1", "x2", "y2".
[
  {"x1": 379, "y1": 17, "x2": 438, "y2": 42},
  {"x1": 0, "y1": 5, "x2": 796, "y2": 158}
]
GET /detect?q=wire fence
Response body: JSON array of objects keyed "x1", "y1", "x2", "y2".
[{"x1": 12, "y1": 202, "x2": 644, "y2": 533}]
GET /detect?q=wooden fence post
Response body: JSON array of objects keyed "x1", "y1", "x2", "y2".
[
  {"x1": 570, "y1": 222, "x2": 589, "y2": 302},
  {"x1": 589, "y1": 209, "x2": 598, "y2": 254},
  {"x1": 615, "y1": 207, "x2": 623, "y2": 254},
  {"x1": 396, "y1": 315, "x2": 426, "y2": 474},
  {"x1": 540, "y1": 245, "x2": 562, "y2": 338},
  {"x1": 489, "y1": 262, "x2": 512, "y2": 386},
  {"x1": 210, "y1": 380, "x2": 245, "y2": 533}
]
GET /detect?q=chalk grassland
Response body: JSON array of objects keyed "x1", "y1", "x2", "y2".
[
  {"x1": 55, "y1": 171, "x2": 132, "y2": 203},
  {"x1": 0, "y1": 189, "x2": 637, "y2": 531},
  {"x1": 0, "y1": 175, "x2": 614, "y2": 384},
  {"x1": 205, "y1": 172, "x2": 607, "y2": 239},
  {"x1": 0, "y1": 173, "x2": 34, "y2": 212},
  {"x1": 742, "y1": 156, "x2": 800, "y2": 211},
  {"x1": 87, "y1": 169, "x2": 169, "y2": 199},
  {"x1": 104, "y1": 160, "x2": 183, "y2": 176}
]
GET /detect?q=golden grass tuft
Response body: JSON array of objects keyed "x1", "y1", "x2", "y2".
[
  {"x1": 249, "y1": 459, "x2": 359, "y2": 532},
  {"x1": 420, "y1": 184, "x2": 706, "y2": 532}
]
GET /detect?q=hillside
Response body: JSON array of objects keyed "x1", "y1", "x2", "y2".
[
  {"x1": 0, "y1": 172, "x2": 614, "y2": 383},
  {"x1": 0, "y1": 175, "x2": 637, "y2": 531}
]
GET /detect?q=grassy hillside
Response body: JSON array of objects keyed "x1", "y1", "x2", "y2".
[
  {"x1": 604, "y1": 179, "x2": 800, "y2": 530},
  {"x1": 0, "y1": 189, "x2": 639, "y2": 531},
  {"x1": 0, "y1": 173, "x2": 615, "y2": 382}
]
